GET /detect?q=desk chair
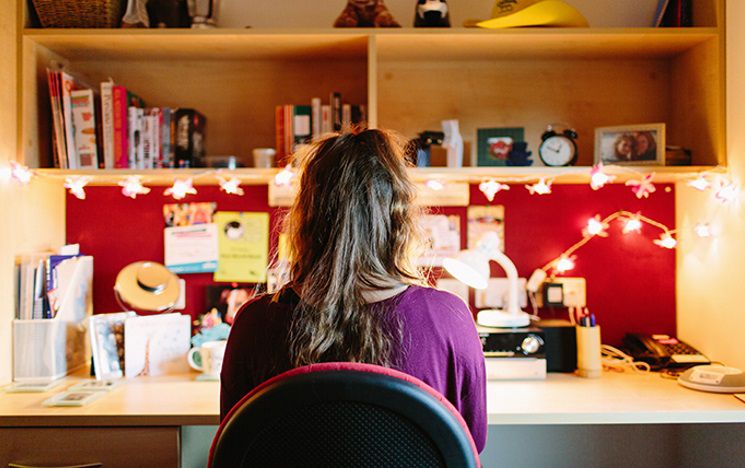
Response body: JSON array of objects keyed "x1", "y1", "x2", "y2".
[{"x1": 209, "y1": 362, "x2": 480, "y2": 467}]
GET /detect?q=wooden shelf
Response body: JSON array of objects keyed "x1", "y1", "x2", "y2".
[
  {"x1": 23, "y1": 27, "x2": 718, "y2": 61},
  {"x1": 33, "y1": 166, "x2": 721, "y2": 186}
]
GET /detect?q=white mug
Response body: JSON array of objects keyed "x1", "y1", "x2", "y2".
[
  {"x1": 187, "y1": 340, "x2": 227, "y2": 377},
  {"x1": 252, "y1": 148, "x2": 276, "y2": 168}
]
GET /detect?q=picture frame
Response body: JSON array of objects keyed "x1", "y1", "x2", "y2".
[
  {"x1": 594, "y1": 123, "x2": 665, "y2": 165},
  {"x1": 476, "y1": 127, "x2": 525, "y2": 167}
]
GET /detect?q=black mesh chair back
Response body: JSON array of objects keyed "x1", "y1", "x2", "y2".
[{"x1": 209, "y1": 362, "x2": 480, "y2": 468}]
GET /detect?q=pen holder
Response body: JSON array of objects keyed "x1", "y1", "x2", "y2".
[{"x1": 576, "y1": 325, "x2": 602, "y2": 378}]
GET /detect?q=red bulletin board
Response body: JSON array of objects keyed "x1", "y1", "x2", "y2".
[{"x1": 66, "y1": 182, "x2": 676, "y2": 346}]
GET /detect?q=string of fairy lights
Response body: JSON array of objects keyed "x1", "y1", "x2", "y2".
[{"x1": 6, "y1": 161, "x2": 736, "y2": 267}]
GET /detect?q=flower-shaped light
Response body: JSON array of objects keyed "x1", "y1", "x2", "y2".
[
  {"x1": 164, "y1": 178, "x2": 197, "y2": 200},
  {"x1": 583, "y1": 215, "x2": 609, "y2": 238},
  {"x1": 589, "y1": 163, "x2": 616, "y2": 190},
  {"x1": 694, "y1": 223, "x2": 713, "y2": 238},
  {"x1": 625, "y1": 174, "x2": 656, "y2": 199},
  {"x1": 715, "y1": 180, "x2": 738, "y2": 203},
  {"x1": 10, "y1": 162, "x2": 33, "y2": 185},
  {"x1": 218, "y1": 176, "x2": 245, "y2": 196},
  {"x1": 621, "y1": 212, "x2": 643, "y2": 234},
  {"x1": 64, "y1": 176, "x2": 91, "y2": 200},
  {"x1": 555, "y1": 255, "x2": 576, "y2": 273},
  {"x1": 479, "y1": 179, "x2": 510, "y2": 201},
  {"x1": 274, "y1": 164, "x2": 295, "y2": 187},
  {"x1": 653, "y1": 232, "x2": 677, "y2": 249},
  {"x1": 526, "y1": 178, "x2": 552, "y2": 195},
  {"x1": 425, "y1": 179, "x2": 444, "y2": 191},
  {"x1": 687, "y1": 175, "x2": 711, "y2": 192},
  {"x1": 118, "y1": 176, "x2": 151, "y2": 199}
]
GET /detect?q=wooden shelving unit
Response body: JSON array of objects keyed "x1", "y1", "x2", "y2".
[
  {"x1": 32, "y1": 165, "x2": 722, "y2": 187},
  {"x1": 19, "y1": 0, "x2": 725, "y2": 186}
]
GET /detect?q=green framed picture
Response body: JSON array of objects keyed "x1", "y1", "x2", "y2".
[{"x1": 476, "y1": 127, "x2": 525, "y2": 167}]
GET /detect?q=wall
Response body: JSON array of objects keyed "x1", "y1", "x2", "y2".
[
  {"x1": 0, "y1": 1, "x2": 66, "y2": 384},
  {"x1": 218, "y1": 0, "x2": 660, "y2": 28},
  {"x1": 67, "y1": 182, "x2": 676, "y2": 346},
  {"x1": 676, "y1": 0, "x2": 744, "y2": 369}
]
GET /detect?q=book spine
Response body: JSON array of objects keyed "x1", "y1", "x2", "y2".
[
  {"x1": 321, "y1": 105, "x2": 332, "y2": 135},
  {"x1": 341, "y1": 104, "x2": 351, "y2": 131},
  {"x1": 136, "y1": 108, "x2": 145, "y2": 169},
  {"x1": 142, "y1": 113, "x2": 153, "y2": 169},
  {"x1": 168, "y1": 109, "x2": 176, "y2": 168},
  {"x1": 293, "y1": 105, "x2": 312, "y2": 147},
  {"x1": 173, "y1": 109, "x2": 205, "y2": 168},
  {"x1": 61, "y1": 72, "x2": 78, "y2": 169},
  {"x1": 330, "y1": 91, "x2": 342, "y2": 132},
  {"x1": 153, "y1": 108, "x2": 162, "y2": 168},
  {"x1": 283, "y1": 104, "x2": 294, "y2": 164},
  {"x1": 128, "y1": 106, "x2": 138, "y2": 169},
  {"x1": 100, "y1": 82, "x2": 115, "y2": 168},
  {"x1": 70, "y1": 89, "x2": 99, "y2": 170},
  {"x1": 112, "y1": 85, "x2": 129, "y2": 168},
  {"x1": 275, "y1": 105, "x2": 285, "y2": 166},
  {"x1": 161, "y1": 108, "x2": 170, "y2": 168},
  {"x1": 311, "y1": 97, "x2": 322, "y2": 139},
  {"x1": 47, "y1": 70, "x2": 64, "y2": 168}
]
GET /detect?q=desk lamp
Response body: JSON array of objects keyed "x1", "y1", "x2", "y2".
[{"x1": 443, "y1": 231, "x2": 530, "y2": 328}]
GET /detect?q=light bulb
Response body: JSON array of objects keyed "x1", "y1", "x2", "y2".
[
  {"x1": 622, "y1": 213, "x2": 643, "y2": 234},
  {"x1": 653, "y1": 232, "x2": 677, "y2": 249},
  {"x1": 119, "y1": 176, "x2": 151, "y2": 199},
  {"x1": 218, "y1": 176, "x2": 245, "y2": 196},
  {"x1": 715, "y1": 181, "x2": 738, "y2": 203},
  {"x1": 584, "y1": 215, "x2": 609, "y2": 237},
  {"x1": 64, "y1": 176, "x2": 91, "y2": 200},
  {"x1": 526, "y1": 178, "x2": 552, "y2": 195},
  {"x1": 10, "y1": 162, "x2": 33, "y2": 185},
  {"x1": 589, "y1": 163, "x2": 615, "y2": 190},
  {"x1": 687, "y1": 175, "x2": 711, "y2": 192},
  {"x1": 425, "y1": 179, "x2": 444, "y2": 191},
  {"x1": 625, "y1": 174, "x2": 656, "y2": 199},
  {"x1": 479, "y1": 179, "x2": 510, "y2": 201},
  {"x1": 274, "y1": 164, "x2": 295, "y2": 187},
  {"x1": 694, "y1": 223, "x2": 713, "y2": 238},
  {"x1": 164, "y1": 178, "x2": 197, "y2": 200},
  {"x1": 555, "y1": 256, "x2": 575, "y2": 273}
]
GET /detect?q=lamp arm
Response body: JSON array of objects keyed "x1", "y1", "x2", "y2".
[{"x1": 489, "y1": 251, "x2": 521, "y2": 317}]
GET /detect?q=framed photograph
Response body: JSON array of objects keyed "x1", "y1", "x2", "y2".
[
  {"x1": 594, "y1": 123, "x2": 665, "y2": 165},
  {"x1": 476, "y1": 127, "x2": 524, "y2": 167}
]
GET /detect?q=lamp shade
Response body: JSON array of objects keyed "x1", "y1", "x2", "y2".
[{"x1": 443, "y1": 250, "x2": 490, "y2": 290}]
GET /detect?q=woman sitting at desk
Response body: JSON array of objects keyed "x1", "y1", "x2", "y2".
[{"x1": 220, "y1": 129, "x2": 487, "y2": 452}]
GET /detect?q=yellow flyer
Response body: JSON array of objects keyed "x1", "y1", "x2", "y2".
[{"x1": 214, "y1": 212, "x2": 269, "y2": 283}]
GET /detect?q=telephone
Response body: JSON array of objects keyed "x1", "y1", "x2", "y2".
[{"x1": 622, "y1": 333, "x2": 709, "y2": 370}]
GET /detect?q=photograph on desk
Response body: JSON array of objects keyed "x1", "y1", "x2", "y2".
[
  {"x1": 467, "y1": 206, "x2": 505, "y2": 251},
  {"x1": 205, "y1": 284, "x2": 257, "y2": 325},
  {"x1": 416, "y1": 214, "x2": 461, "y2": 267},
  {"x1": 123, "y1": 313, "x2": 191, "y2": 377}
]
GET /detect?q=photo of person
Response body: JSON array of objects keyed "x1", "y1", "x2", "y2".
[{"x1": 595, "y1": 124, "x2": 665, "y2": 165}]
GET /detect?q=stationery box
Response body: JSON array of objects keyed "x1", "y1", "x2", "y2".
[
  {"x1": 12, "y1": 256, "x2": 93, "y2": 383},
  {"x1": 13, "y1": 319, "x2": 88, "y2": 383}
]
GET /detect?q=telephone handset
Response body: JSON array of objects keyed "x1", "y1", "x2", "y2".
[{"x1": 622, "y1": 333, "x2": 709, "y2": 370}]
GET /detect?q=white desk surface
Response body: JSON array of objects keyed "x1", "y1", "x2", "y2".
[{"x1": 1, "y1": 370, "x2": 743, "y2": 427}]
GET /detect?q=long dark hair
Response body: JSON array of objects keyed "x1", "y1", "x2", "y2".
[{"x1": 284, "y1": 129, "x2": 424, "y2": 368}]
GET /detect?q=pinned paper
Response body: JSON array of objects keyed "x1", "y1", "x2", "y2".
[{"x1": 214, "y1": 212, "x2": 270, "y2": 283}]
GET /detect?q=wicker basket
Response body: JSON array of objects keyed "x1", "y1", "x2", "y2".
[{"x1": 32, "y1": 0, "x2": 126, "y2": 28}]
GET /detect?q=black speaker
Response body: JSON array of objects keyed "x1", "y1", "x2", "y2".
[{"x1": 538, "y1": 319, "x2": 577, "y2": 372}]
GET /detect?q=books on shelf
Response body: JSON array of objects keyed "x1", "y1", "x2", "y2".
[
  {"x1": 274, "y1": 92, "x2": 367, "y2": 167},
  {"x1": 48, "y1": 73, "x2": 203, "y2": 169}
]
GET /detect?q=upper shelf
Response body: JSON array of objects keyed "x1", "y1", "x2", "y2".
[{"x1": 23, "y1": 27, "x2": 719, "y2": 62}]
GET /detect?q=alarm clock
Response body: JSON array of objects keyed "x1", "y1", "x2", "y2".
[{"x1": 538, "y1": 125, "x2": 578, "y2": 167}]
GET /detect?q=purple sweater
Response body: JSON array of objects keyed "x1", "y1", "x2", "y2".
[{"x1": 220, "y1": 285, "x2": 487, "y2": 452}]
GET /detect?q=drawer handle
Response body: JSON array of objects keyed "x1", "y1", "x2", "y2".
[{"x1": 8, "y1": 463, "x2": 103, "y2": 468}]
